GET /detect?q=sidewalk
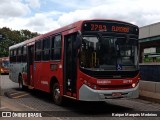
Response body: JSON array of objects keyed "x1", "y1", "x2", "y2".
[{"x1": 139, "y1": 80, "x2": 160, "y2": 103}]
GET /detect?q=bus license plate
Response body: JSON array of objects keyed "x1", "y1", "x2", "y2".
[{"x1": 112, "y1": 92, "x2": 122, "y2": 97}]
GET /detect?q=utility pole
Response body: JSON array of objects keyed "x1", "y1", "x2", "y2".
[
  {"x1": 0, "y1": 34, "x2": 5, "y2": 75},
  {"x1": 0, "y1": 33, "x2": 3, "y2": 99}
]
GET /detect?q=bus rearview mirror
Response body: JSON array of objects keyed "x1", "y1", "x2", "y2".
[{"x1": 74, "y1": 31, "x2": 82, "y2": 50}]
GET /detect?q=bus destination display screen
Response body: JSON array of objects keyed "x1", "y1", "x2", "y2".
[{"x1": 82, "y1": 21, "x2": 139, "y2": 34}]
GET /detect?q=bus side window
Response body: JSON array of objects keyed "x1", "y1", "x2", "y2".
[
  {"x1": 35, "y1": 40, "x2": 42, "y2": 61},
  {"x1": 17, "y1": 47, "x2": 21, "y2": 62},
  {"x1": 10, "y1": 50, "x2": 13, "y2": 63},
  {"x1": 42, "y1": 37, "x2": 50, "y2": 61},
  {"x1": 51, "y1": 35, "x2": 62, "y2": 60},
  {"x1": 22, "y1": 46, "x2": 27, "y2": 62},
  {"x1": 13, "y1": 49, "x2": 17, "y2": 63}
]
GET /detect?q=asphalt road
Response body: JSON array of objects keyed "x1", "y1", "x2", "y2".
[{"x1": 0, "y1": 75, "x2": 160, "y2": 120}]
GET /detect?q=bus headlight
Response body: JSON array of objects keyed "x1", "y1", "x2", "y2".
[
  {"x1": 1, "y1": 68, "x2": 4, "y2": 73},
  {"x1": 80, "y1": 78, "x2": 97, "y2": 89},
  {"x1": 132, "y1": 83, "x2": 136, "y2": 88}
]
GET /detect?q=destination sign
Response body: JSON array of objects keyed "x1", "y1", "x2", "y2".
[
  {"x1": 112, "y1": 26, "x2": 129, "y2": 33},
  {"x1": 82, "y1": 21, "x2": 139, "y2": 34}
]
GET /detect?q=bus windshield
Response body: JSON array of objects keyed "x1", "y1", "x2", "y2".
[
  {"x1": 79, "y1": 34, "x2": 138, "y2": 71},
  {"x1": 2, "y1": 61, "x2": 10, "y2": 68}
]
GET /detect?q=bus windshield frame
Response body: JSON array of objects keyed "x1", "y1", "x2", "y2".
[
  {"x1": 80, "y1": 20, "x2": 139, "y2": 72},
  {"x1": 2, "y1": 60, "x2": 10, "y2": 68},
  {"x1": 79, "y1": 33, "x2": 139, "y2": 71}
]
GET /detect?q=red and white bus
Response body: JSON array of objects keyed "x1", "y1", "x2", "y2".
[
  {"x1": 0, "y1": 57, "x2": 9, "y2": 74},
  {"x1": 9, "y1": 19, "x2": 140, "y2": 105}
]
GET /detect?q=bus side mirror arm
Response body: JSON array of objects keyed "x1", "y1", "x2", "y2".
[{"x1": 74, "y1": 31, "x2": 82, "y2": 50}]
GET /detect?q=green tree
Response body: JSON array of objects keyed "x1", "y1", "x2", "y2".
[{"x1": 0, "y1": 27, "x2": 39, "y2": 57}]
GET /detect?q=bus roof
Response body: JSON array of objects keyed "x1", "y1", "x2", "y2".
[
  {"x1": 9, "y1": 20, "x2": 83, "y2": 50},
  {"x1": 9, "y1": 19, "x2": 138, "y2": 50}
]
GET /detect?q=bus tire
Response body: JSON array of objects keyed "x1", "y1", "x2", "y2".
[{"x1": 52, "y1": 83, "x2": 63, "y2": 105}]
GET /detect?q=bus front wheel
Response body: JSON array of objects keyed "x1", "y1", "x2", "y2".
[{"x1": 52, "y1": 83, "x2": 63, "y2": 105}]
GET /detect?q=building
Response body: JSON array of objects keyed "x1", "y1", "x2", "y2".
[{"x1": 139, "y1": 22, "x2": 160, "y2": 63}]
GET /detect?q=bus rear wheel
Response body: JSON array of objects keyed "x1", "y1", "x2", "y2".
[{"x1": 52, "y1": 83, "x2": 63, "y2": 105}]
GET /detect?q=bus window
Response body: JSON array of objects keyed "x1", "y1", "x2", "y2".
[
  {"x1": 35, "y1": 40, "x2": 42, "y2": 61},
  {"x1": 51, "y1": 35, "x2": 62, "y2": 60},
  {"x1": 17, "y1": 47, "x2": 22, "y2": 62},
  {"x1": 2, "y1": 60, "x2": 9, "y2": 68},
  {"x1": 10, "y1": 50, "x2": 13, "y2": 63},
  {"x1": 21, "y1": 46, "x2": 27, "y2": 62},
  {"x1": 42, "y1": 38, "x2": 50, "y2": 61},
  {"x1": 13, "y1": 49, "x2": 17, "y2": 62}
]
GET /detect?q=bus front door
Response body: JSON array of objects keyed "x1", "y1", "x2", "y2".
[
  {"x1": 27, "y1": 45, "x2": 34, "y2": 87},
  {"x1": 64, "y1": 33, "x2": 77, "y2": 97}
]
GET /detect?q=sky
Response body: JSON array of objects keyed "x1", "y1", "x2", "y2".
[{"x1": 0, "y1": 0, "x2": 160, "y2": 34}]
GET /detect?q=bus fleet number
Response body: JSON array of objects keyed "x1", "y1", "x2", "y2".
[{"x1": 91, "y1": 24, "x2": 107, "y2": 31}]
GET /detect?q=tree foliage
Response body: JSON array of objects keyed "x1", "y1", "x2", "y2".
[{"x1": 0, "y1": 27, "x2": 39, "y2": 57}]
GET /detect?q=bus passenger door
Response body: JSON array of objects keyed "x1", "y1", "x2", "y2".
[
  {"x1": 27, "y1": 45, "x2": 34, "y2": 87},
  {"x1": 64, "y1": 33, "x2": 78, "y2": 96}
]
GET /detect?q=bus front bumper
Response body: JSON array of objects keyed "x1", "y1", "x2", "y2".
[{"x1": 79, "y1": 83, "x2": 139, "y2": 101}]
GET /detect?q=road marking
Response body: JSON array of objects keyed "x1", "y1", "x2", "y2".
[
  {"x1": 5, "y1": 91, "x2": 30, "y2": 99},
  {"x1": 12, "y1": 93, "x2": 29, "y2": 99},
  {"x1": 10, "y1": 92, "x2": 23, "y2": 96}
]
